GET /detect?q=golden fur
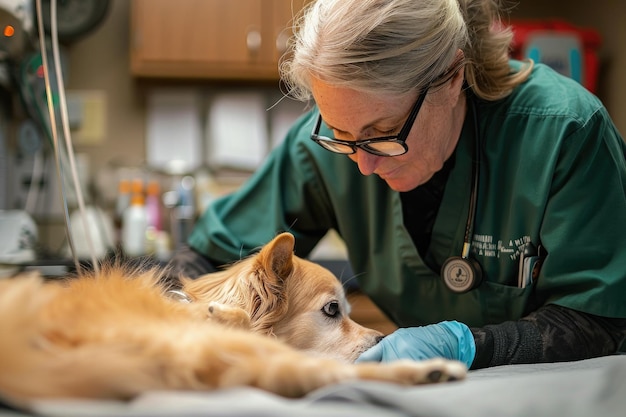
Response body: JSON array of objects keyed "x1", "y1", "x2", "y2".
[{"x1": 0, "y1": 233, "x2": 466, "y2": 402}]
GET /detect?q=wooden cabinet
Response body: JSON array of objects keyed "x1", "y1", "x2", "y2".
[{"x1": 130, "y1": 0, "x2": 307, "y2": 80}]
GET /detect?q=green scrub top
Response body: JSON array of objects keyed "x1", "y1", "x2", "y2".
[{"x1": 189, "y1": 62, "x2": 626, "y2": 327}]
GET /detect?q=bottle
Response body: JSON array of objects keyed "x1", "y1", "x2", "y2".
[
  {"x1": 115, "y1": 179, "x2": 131, "y2": 227},
  {"x1": 145, "y1": 180, "x2": 162, "y2": 231},
  {"x1": 131, "y1": 178, "x2": 144, "y2": 198},
  {"x1": 173, "y1": 175, "x2": 196, "y2": 250},
  {"x1": 121, "y1": 192, "x2": 148, "y2": 257}
]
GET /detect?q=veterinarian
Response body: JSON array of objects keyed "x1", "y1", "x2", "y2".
[{"x1": 170, "y1": 0, "x2": 626, "y2": 369}]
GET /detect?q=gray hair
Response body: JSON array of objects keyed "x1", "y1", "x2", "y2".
[{"x1": 280, "y1": 0, "x2": 532, "y2": 101}]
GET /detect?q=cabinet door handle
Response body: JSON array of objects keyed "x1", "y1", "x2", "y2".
[
  {"x1": 276, "y1": 30, "x2": 289, "y2": 55},
  {"x1": 246, "y1": 29, "x2": 262, "y2": 54}
]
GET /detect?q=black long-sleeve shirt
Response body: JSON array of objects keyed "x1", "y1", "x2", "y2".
[{"x1": 470, "y1": 304, "x2": 626, "y2": 369}]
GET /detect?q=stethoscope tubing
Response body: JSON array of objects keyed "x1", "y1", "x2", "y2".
[
  {"x1": 462, "y1": 94, "x2": 480, "y2": 259},
  {"x1": 439, "y1": 93, "x2": 483, "y2": 293}
]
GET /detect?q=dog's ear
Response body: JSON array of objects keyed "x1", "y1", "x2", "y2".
[
  {"x1": 258, "y1": 232, "x2": 295, "y2": 279},
  {"x1": 247, "y1": 233, "x2": 295, "y2": 332}
]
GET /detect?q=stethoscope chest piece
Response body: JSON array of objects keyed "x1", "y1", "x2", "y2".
[{"x1": 441, "y1": 256, "x2": 483, "y2": 293}]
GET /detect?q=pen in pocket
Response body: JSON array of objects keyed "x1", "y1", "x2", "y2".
[{"x1": 517, "y1": 242, "x2": 542, "y2": 288}]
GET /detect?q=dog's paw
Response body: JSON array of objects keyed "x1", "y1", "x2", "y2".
[
  {"x1": 413, "y1": 358, "x2": 467, "y2": 383},
  {"x1": 392, "y1": 358, "x2": 467, "y2": 384},
  {"x1": 207, "y1": 301, "x2": 251, "y2": 329},
  {"x1": 355, "y1": 358, "x2": 467, "y2": 386}
]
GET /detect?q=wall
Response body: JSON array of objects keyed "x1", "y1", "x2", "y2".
[{"x1": 66, "y1": 0, "x2": 145, "y2": 186}]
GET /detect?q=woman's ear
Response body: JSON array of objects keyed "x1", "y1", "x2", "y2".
[
  {"x1": 449, "y1": 49, "x2": 466, "y2": 91},
  {"x1": 440, "y1": 49, "x2": 466, "y2": 106}
]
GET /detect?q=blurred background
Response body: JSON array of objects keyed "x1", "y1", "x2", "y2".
[{"x1": 0, "y1": 0, "x2": 624, "y2": 278}]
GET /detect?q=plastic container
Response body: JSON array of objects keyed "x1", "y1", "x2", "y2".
[
  {"x1": 145, "y1": 180, "x2": 162, "y2": 231},
  {"x1": 509, "y1": 19, "x2": 601, "y2": 93},
  {"x1": 115, "y1": 179, "x2": 131, "y2": 226},
  {"x1": 121, "y1": 193, "x2": 148, "y2": 257}
]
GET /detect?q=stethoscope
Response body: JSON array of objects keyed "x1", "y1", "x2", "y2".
[{"x1": 440, "y1": 94, "x2": 483, "y2": 293}]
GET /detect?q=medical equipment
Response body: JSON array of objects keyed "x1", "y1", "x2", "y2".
[
  {"x1": 32, "y1": 0, "x2": 101, "y2": 273},
  {"x1": 0, "y1": 209, "x2": 37, "y2": 277},
  {"x1": 440, "y1": 95, "x2": 483, "y2": 293},
  {"x1": 0, "y1": 0, "x2": 33, "y2": 59}
]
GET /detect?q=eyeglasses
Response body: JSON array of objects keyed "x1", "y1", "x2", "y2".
[{"x1": 310, "y1": 87, "x2": 429, "y2": 157}]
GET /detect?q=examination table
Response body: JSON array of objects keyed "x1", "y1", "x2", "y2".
[{"x1": 1, "y1": 354, "x2": 624, "y2": 417}]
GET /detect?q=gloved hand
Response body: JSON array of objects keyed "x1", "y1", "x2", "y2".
[{"x1": 355, "y1": 321, "x2": 476, "y2": 369}]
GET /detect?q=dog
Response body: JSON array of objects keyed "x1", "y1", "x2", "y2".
[{"x1": 0, "y1": 232, "x2": 466, "y2": 402}]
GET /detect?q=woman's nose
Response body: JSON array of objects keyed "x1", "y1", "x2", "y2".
[{"x1": 349, "y1": 149, "x2": 379, "y2": 176}]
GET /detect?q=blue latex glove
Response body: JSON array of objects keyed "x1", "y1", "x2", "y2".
[{"x1": 356, "y1": 321, "x2": 476, "y2": 369}]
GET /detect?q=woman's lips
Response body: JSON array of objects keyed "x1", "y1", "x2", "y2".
[{"x1": 377, "y1": 166, "x2": 401, "y2": 180}]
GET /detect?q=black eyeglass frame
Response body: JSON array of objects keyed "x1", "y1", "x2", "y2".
[{"x1": 310, "y1": 87, "x2": 429, "y2": 157}]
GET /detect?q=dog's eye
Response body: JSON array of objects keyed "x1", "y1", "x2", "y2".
[{"x1": 322, "y1": 301, "x2": 340, "y2": 318}]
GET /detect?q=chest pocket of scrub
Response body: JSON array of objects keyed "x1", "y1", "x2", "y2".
[
  {"x1": 473, "y1": 241, "x2": 544, "y2": 322},
  {"x1": 477, "y1": 281, "x2": 537, "y2": 323}
]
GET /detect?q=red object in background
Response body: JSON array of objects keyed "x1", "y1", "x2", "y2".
[{"x1": 509, "y1": 20, "x2": 602, "y2": 94}]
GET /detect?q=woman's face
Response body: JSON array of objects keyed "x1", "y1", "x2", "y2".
[{"x1": 311, "y1": 76, "x2": 466, "y2": 192}]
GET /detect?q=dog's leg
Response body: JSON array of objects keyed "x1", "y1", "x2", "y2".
[
  {"x1": 215, "y1": 355, "x2": 467, "y2": 398},
  {"x1": 207, "y1": 301, "x2": 251, "y2": 329},
  {"x1": 276, "y1": 358, "x2": 465, "y2": 397},
  {"x1": 195, "y1": 334, "x2": 467, "y2": 397}
]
